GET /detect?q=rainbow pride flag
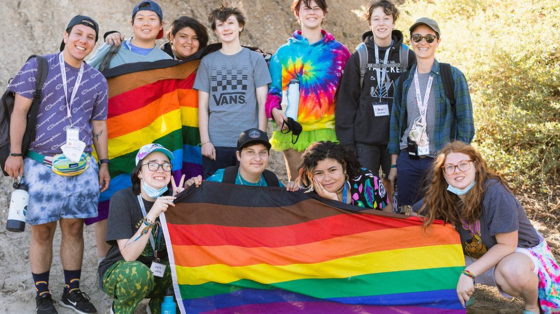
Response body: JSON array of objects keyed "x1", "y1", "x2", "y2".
[
  {"x1": 94, "y1": 60, "x2": 203, "y2": 222},
  {"x1": 161, "y1": 182, "x2": 466, "y2": 314}
]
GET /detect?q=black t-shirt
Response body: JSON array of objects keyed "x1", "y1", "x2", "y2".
[{"x1": 98, "y1": 187, "x2": 167, "y2": 286}]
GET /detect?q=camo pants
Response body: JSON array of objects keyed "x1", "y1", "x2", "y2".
[{"x1": 102, "y1": 260, "x2": 172, "y2": 314}]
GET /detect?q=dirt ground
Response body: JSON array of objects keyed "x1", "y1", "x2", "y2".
[{"x1": 1, "y1": 0, "x2": 559, "y2": 313}]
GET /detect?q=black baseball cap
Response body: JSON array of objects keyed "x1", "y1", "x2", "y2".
[
  {"x1": 237, "y1": 129, "x2": 271, "y2": 151},
  {"x1": 59, "y1": 15, "x2": 99, "y2": 51}
]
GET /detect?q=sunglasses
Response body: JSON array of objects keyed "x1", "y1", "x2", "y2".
[{"x1": 411, "y1": 34, "x2": 438, "y2": 43}]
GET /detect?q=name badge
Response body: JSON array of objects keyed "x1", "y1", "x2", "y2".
[
  {"x1": 372, "y1": 104, "x2": 390, "y2": 117},
  {"x1": 67, "y1": 127, "x2": 80, "y2": 142},
  {"x1": 418, "y1": 145, "x2": 430, "y2": 156},
  {"x1": 150, "y1": 261, "x2": 166, "y2": 277}
]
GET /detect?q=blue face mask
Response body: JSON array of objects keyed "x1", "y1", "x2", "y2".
[
  {"x1": 142, "y1": 180, "x2": 168, "y2": 198},
  {"x1": 447, "y1": 179, "x2": 475, "y2": 196}
]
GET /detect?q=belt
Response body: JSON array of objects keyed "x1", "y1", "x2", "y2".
[{"x1": 27, "y1": 151, "x2": 54, "y2": 166}]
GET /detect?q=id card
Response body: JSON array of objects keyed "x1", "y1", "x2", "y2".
[
  {"x1": 150, "y1": 261, "x2": 166, "y2": 277},
  {"x1": 372, "y1": 103, "x2": 390, "y2": 117},
  {"x1": 66, "y1": 127, "x2": 80, "y2": 142},
  {"x1": 418, "y1": 145, "x2": 430, "y2": 156}
]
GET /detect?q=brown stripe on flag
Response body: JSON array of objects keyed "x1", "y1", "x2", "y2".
[
  {"x1": 107, "y1": 60, "x2": 200, "y2": 98},
  {"x1": 165, "y1": 183, "x2": 348, "y2": 227}
]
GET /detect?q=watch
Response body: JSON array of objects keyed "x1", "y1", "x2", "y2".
[
  {"x1": 10, "y1": 153, "x2": 23, "y2": 157},
  {"x1": 99, "y1": 159, "x2": 110, "y2": 164}
]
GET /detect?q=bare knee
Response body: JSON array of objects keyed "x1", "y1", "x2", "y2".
[
  {"x1": 30, "y1": 222, "x2": 57, "y2": 245},
  {"x1": 60, "y1": 219, "x2": 84, "y2": 239},
  {"x1": 495, "y1": 253, "x2": 536, "y2": 292}
]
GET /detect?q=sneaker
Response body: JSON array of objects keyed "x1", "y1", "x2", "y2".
[
  {"x1": 59, "y1": 290, "x2": 97, "y2": 314},
  {"x1": 36, "y1": 294, "x2": 58, "y2": 314}
]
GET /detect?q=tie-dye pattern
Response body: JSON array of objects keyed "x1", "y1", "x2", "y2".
[
  {"x1": 523, "y1": 233, "x2": 560, "y2": 312},
  {"x1": 266, "y1": 30, "x2": 350, "y2": 131}
]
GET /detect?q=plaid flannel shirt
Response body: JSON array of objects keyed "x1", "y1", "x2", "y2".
[{"x1": 388, "y1": 60, "x2": 475, "y2": 155}]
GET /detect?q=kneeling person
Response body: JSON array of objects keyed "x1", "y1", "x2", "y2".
[{"x1": 186, "y1": 129, "x2": 283, "y2": 187}]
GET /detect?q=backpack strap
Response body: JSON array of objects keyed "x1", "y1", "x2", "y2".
[
  {"x1": 262, "y1": 169, "x2": 280, "y2": 187},
  {"x1": 355, "y1": 43, "x2": 368, "y2": 90},
  {"x1": 98, "y1": 44, "x2": 121, "y2": 72},
  {"x1": 439, "y1": 63, "x2": 457, "y2": 139},
  {"x1": 222, "y1": 166, "x2": 238, "y2": 184},
  {"x1": 399, "y1": 44, "x2": 409, "y2": 72},
  {"x1": 25, "y1": 55, "x2": 49, "y2": 147}
]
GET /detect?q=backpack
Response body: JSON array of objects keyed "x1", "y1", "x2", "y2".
[
  {"x1": 0, "y1": 55, "x2": 49, "y2": 176},
  {"x1": 356, "y1": 42, "x2": 409, "y2": 89},
  {"x1": 222, "y1": 166, "x2": 280, "y2": 187},
  {"x1": 396, "y1": 62, "x2": 457, "y2": 139}
]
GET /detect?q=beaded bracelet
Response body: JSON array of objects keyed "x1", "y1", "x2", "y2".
[
  {"x1": 462, "y1": 269, "x2": 475, "y2": 281},
  {"x1": 143, "y1": 217, "x2": 155, "y2": 228}
]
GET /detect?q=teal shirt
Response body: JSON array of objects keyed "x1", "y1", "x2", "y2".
[{"x1": 207, "y1": 169, "x2": 284, "y2": 187}]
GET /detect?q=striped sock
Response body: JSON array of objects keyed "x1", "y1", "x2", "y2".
[
  {"x1": 32, "y1": 271, "x2": 50, "y2": 298},
  {"x1": 63, "y1": 269, "x2": 81, "y2": 294}
]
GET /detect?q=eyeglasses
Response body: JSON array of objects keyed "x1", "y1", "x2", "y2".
[
  {"x1": 442, "y1": 160, "x2": 473, "y2": 175},
  {"x1": 142, "y1": 162, "x2": 172, "y2": 172},
  {"x1": 411, "y1": 34, "x2": 438, "y2": 43}
]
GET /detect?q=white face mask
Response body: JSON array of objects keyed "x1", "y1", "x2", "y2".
[
  {"x1": 142, "y1": 180, "x2": 168, "y2": 198},
  {"x1": 447, "y1": 179, "x2": 475, "y2": 196}
]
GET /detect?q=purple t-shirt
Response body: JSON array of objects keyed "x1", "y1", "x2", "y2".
[{"x1": 8, "y1": 53, "x2": 108, "y2": 155}]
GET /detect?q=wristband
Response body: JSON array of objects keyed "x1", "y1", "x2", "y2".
[
  {"x1": 391, "y1": 164, "x2": 397, "y2": 168},
  {"x1": 99, "y1": 159, "x2": 110, "y2": 164},
  {"x1": 10, "y1": 153, "x2": 23, "y2": 157},
  {"x1": 462, "y1": 269, "x2": 475, "y2": 281},
  {"x1": 200, "y1": 141, "x2": 211, "y2": 146}
]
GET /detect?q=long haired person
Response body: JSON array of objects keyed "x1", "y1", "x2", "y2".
[{"x1": 419, "y1": 141, "x2": 559, "y2": 313}]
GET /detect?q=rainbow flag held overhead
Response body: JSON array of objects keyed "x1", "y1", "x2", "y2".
[
  {"x1": 94, "y1": 59, "x2": 203, "y2": 223},
  {"x1": 161, "y1": 182, "x2": 466, "y2": 314}
]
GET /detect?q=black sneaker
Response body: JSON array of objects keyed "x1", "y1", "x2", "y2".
[
  {"x1": 59, "y1": 290, "x2": 97, "y2": 314},
  {"x1": 36, "y1": 294, "x2": 58, "y2": 314}
]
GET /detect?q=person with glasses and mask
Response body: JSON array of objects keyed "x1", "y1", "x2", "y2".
[
  {"x1": 98, "y1": 143, "x2": 185, "y2": 314},
  {"x1": 388, "y1": 17, "x2": 474, "y2": 213},
  {"x1": 416, "y1": 141, "x2": 559, "y2": 314}
]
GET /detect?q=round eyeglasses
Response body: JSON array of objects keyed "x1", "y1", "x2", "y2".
[{"x1": 442, "y1": 160, "x2": 473, "y2": 175}]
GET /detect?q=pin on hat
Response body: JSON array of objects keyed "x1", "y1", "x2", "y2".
[
  {"x1": 237, "y1": 129, "x2": 271, "y2": 151},
  {"x1": 132, "y1": 0, "x2": 164, "y2": 39}
]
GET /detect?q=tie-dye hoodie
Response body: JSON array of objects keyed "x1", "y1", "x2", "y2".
[{"x1": 265, "y1": 30, "x2": 350, "y2": 131}]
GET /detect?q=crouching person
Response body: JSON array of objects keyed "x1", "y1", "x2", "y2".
[{"x1": 98, "y1": 144, "x2": 184, "y2": 314}]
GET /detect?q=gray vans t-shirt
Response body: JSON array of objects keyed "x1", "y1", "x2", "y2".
[{"x1": 194, "y1": 48, "x2": 271, "y2": 147}]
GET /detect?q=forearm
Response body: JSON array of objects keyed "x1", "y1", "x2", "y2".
[
  {"x1": 465, "y1": 242, "x2": 516, "y2": 277},
  {"x1": 198, "y1": 91, "x2": 210, "y2": 143},
  {"x1": 257, "y1": 85, "x2": 268, "y2": 131},
  {"x1": 118, "y1": 212, "x2": 159, "y2": 261},
  {"x1": 9, "y1": 109, "x2": 27, "y2": 153},
  {"x1": 92, "y1": 120, "x2": 108, "y2": 159}
]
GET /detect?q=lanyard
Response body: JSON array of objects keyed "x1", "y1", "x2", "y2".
[
  {"x1": 374, "y1": 44, "x2": 392, "y2": 101},
  {"x1": 58, "y1": 53, "x2": 84, "y2": 126},
  {"x1": 342, "y1": 181, "x2": 348, "y2": 204},
  {"x1": 136, "y1": 194, "x2": 158, "y2": 256},
  {"x1": 413, "y1": 69, "x2": 434, "y2": 125}
]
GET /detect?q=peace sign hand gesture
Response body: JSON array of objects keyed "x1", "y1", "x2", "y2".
[{"x1": 172, "y1": 174, "x2": 186, "y2": 196}]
